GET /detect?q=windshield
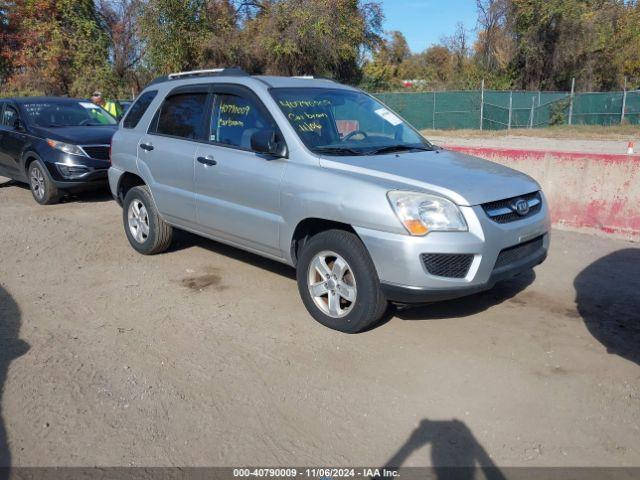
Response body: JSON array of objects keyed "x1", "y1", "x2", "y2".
[
  {"x1": 21, "y1": 101, "x2": 118, "y2": 127},
  {"x1": 271, "y1": 88, "x2": 433, "y2": 155}
]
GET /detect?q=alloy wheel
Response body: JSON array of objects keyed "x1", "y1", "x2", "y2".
[
  {"x1": 30, "y1": 166, "x2": 45, "y2": 201},
  {"x1": 127, "y1": 198, "x2": 150, "y2": 244},
  {"x1": 307, "y1": 250, "x2": 357, "y2": 318}
]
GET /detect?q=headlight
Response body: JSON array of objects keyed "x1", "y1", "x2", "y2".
[
  {"x1": 46, "y1": 139, "x2": 87, "y2": 157},
  {"x1": 387, "y1": 191, "x2": 468, "y2": 236}
]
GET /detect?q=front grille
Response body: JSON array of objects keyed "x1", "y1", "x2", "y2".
[
  {"x1": 421, "y1": 253, "x2": 474, "y2": 279},
  {"x1": 482, "y1": 191, "x2": 542, "y2": 224},
  {"x1": 82, "y1": 145, "x2": 110, "y2": 160},
  {"x1": 494, "y1": 236, "x2": 544, "y2": 270}
]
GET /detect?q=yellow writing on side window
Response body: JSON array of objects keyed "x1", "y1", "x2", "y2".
[
  {"x1": 220, "y1": 103, "x2": 251, "y2": 116},
  {"x1": 219, "y1": 118, "x2": 244, "y2": 127}
]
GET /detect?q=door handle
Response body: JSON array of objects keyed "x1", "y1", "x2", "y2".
[
  {"x1": 140, "y1": 143, "x2": 154, "y2": 151},
  {"x1": 197, "y1": 155, "x2": 217, "y2": 166}
]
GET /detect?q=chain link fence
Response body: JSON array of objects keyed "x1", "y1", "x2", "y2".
[{"x1": 373, "y1": 89, "x2": 640, "y2": 130}]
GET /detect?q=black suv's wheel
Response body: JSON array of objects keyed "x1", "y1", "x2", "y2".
[
  {"x1": 28, "y1": 160, "x2": 60, "y2": 205},
  {"x1": 297, "y1": 229, "x2": 387, "y2": 333},
  {"x1": 122, "y1": 185, "x2": 173, "y2": 255}
]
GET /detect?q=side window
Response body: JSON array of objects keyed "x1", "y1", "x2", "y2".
[
  {"x1": 2, "y1": 105, "x2": 18, "y2": 127},
  {"x1": 154, "y1": 92, "x2": 208, "y2": 140},
  {"x1": 210, "y1": 93, "x2": 274, "y2": 150},
  {"x1": 123, "y1": 90, "x2": 157, "y2": 129}
]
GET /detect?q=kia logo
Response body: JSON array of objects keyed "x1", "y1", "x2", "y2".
[{"x1": 514, "y1": 199, "x2": 530, "y2": 216}]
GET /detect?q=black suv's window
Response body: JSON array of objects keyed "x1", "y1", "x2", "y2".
[
  {"x1": 1, "y1": 105, "x2": 18, "y2": 127},
  {"x1": 123, "y1": 90, "x2": 157, "y2": 129},
  {"x1": 155, "y1": 92, "x2": 208, "y2": 140},
  {"x1": 210, "y1": 93, "x2": 273, "y2": 150}
]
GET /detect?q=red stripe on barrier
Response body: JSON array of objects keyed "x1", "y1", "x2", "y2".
[{"x1": 441, "y1": 144, "x2": 640, "y2": 240}]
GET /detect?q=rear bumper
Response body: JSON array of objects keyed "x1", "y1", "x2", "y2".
[{"x1": 381, "y1": 248, "x2": 547, "y2": 304}]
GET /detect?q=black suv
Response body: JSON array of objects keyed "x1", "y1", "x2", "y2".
[{"x1": 0, "y1": 97, "x2": 118, "y2": 204}]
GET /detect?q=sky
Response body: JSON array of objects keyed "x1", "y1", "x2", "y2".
[{"x1": 379, "y1": 0, "x2": 478, "y2": 53}]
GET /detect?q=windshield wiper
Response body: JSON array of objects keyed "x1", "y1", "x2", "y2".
[
  {"x1": 314, "y1": 146, "x2": 366, "y2": 156},
  {"x1": 368, "y1": 144, "x2": 433, "y2": 155}
]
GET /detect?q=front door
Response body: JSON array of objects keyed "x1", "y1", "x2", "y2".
[
  {"x1": 0, "y1": 103, "x2": 24, "y2": 177},
  {"x1": 139, "y1": 85, "x2": 211, "y2": 227},
  {"x1": 194, "y1": 85, "x2": 287, "y2": 257}
]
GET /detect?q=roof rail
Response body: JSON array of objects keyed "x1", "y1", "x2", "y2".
[{"x1": 148, "y1": 67, "x2": 250, "y2": 86}]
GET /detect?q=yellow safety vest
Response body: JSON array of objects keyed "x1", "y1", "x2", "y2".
[{"x1": 104, "y1": 101, "x2": 122, "y2": 119}]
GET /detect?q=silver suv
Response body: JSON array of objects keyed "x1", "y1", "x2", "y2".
[{"x1": 109, "y1": 68, "x2": 550, "y2": 333}]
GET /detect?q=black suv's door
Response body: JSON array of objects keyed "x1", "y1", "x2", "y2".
[{"x1": 0, "y1": 103, "x2": 26, "y2": 178}]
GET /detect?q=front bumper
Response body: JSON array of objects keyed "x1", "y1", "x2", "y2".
[
  {"x1": 43, "y1": 152, "x2": 110, "y2": 190},
  {"x1": 355, "y1": 198, "x2": 551, "y2": 304}
]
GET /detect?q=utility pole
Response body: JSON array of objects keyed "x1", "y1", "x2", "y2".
[
  {"x1": 621, "y1": 77, "x2": 628, "y2": 124},
  {"x1": 568, "y1": 77, "x2": 575, "y2": 125},
  {"x1": 480, "y1": 79, "x2": 484, "y2": 131}
]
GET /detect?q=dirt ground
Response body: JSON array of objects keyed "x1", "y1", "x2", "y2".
[{"x1": 0, "y1": 177, "x2": 639, "y2": 469}]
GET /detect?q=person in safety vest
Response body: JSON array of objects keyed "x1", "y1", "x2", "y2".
[{"x1": 90, "y1": 91, "x2": 123, "y2": 120}]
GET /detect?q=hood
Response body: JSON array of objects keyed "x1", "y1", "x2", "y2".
[
  {"x1": 318, "y1": 149, "x2": 540, "y2": 206},
  {"x1": 32, "y1": 125, "x2": 117, "y2": 145}
]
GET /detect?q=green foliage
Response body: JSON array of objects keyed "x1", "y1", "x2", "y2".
[
  {"x1": 549, "y1": 98, "x2": 570, "y2": 125},
  {"x1": 140, "y1": 0, "x2": 208, "y2": 74}
]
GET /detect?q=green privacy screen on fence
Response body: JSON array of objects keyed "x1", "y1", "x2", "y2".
[{"x1": 372, "y1": 90, "x2": 640, "y2": 130}]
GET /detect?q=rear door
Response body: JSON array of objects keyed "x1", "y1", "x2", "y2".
[
  {"x1": 138, "y1": 85, "x2": 211, "y2": 227},
  {"x1": 194, "y1": 84, "x2": 287, "y2": 257}
]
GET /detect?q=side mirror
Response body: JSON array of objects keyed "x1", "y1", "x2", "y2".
[
  {"x1": 13, "y1": 118, "x2": 25, "y2": 132},
  {"x1": 251, "y1": 129, "x2": 287, "y2": 158}
]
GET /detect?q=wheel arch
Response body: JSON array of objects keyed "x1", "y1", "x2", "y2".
[
  {"x1": 289, "y1": 218, "x2": 359, "y2": 266},
  {"x1": 116, "y1": 172, "x2": 146, "y2": 204}
]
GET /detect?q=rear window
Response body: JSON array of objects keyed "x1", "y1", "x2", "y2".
[
  {"x1": 123, "y1": 90, "x2": 157, "y2": 129},
  {"x1": 154, "y1": 92, "x2": 208, "y2": 140}
]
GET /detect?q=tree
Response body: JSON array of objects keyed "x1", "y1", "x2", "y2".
[
  {"x1": 475, "y1": 0, "x2": 513, "y2": 71},
  {"x1": 247, "y1": 0, "x2": 383, "y2": 83},
  {"x1": 362, "y1": 30, "x2": 410, "y2": 90},
  {"x1": 97, "y1": 0, "x2": 146, "y2": 96},
  {"x1": 5, "y1": 0, "x2": 111, "y2": 96},
  {"x1": 139, "y1": 0, "x2": 208, "y2": 74},
  {"x1": 0, "y1": 0, "x2": 15, "y2": 85}
]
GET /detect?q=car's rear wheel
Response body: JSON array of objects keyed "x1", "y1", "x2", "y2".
[
  {"x1": 123, "y1": 185, "x2": 173, "y2": 255},
  {"x1": 28, "y1": 160, "x2": 60, "y2": 205},
  {"x1": 297, "y1": 229, "x2": 387, "y2": 333}
]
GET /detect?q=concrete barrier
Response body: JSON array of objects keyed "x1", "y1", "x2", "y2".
[{"x1": 444, "y1": 145, "x2": 640, "y2": 241}]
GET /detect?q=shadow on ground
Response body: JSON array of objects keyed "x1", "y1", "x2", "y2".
[
  {"x1": 0, "y1": 286, "x2": 29, "y2": 475},
  {"x1": 382, "y1": 419, "x2": 506, "y2": 480},
  {"x1": 387, "y1": 270, "x2": 535, "y2": 323},
  {"x1": 0, "y1": 178, "x2": 112, "y2": 204},
  {"x1": 574, "y1": 248, "x2": 640, "y2": 366},
  {"x1": 169, "y1": 229, "x2": 297, "y2": 280}
]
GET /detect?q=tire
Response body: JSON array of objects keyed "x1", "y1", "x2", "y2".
[
  {"x1": 28, "y1": 159, "x2": 60, "y2": 205},
  {"x1": 296, "y1": 229, "x2": 387, "y2": 333},
  {"x1": 122, "y1": 185, "x2": 173, "y2": 255}
]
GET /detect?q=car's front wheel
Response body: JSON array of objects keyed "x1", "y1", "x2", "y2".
[
  {"x1": 122, "y1": 185, "x2": 173, "y2": 255},
  {"x1": 28, "y1": 160, "x2": 60, "y2": 205},
  {"x1": 296, "y1": 229, "x2": 387, "y2": 333}
]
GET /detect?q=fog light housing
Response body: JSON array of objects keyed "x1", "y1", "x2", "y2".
[{"x1": 56, "y1": 163, "x2": 90, "y2": 179}]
